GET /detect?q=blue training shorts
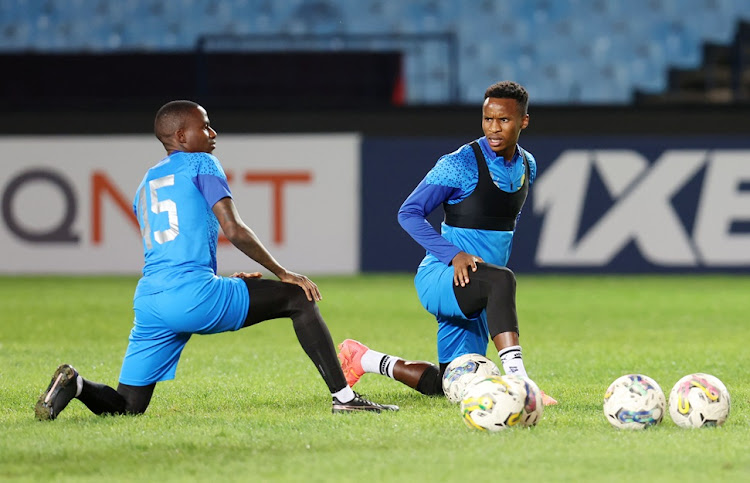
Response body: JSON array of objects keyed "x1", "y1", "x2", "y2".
[
  {"x1": 119, "y1": 275, "x2": 249, "y2": 386},
  {"x1": 414, "y1": 262, "x2": 490, "y2": 364}
]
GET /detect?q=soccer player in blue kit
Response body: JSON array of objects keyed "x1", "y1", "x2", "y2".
[
  {"x1": 35, "y1": 100, "x2": 397, "y2": 420},
  {"x1": 339, "y1": 81, "x2": 557, "y2": 406}
]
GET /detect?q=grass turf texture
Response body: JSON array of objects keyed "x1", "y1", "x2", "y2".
[{"x1": 1, "y1": 274, "x2": 749, "y2": 482}]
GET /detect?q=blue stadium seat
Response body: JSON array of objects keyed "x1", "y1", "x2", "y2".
[{"x1": 1, "y1": 0, "x2": 748, "y2": 104}]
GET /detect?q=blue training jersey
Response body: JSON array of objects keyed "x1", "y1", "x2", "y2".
[
  {"x1": 398, "y1": 136, "x2": 537, "y2": 270},
  {"x1": 133, "y1": 151, "x2": 232, "y2": 297}
]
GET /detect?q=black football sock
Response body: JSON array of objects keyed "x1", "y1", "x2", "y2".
[{"x1": 77, "y1": 379, "x2": 127, "y2": 415}]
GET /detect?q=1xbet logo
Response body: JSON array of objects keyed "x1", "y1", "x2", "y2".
[{"x1": 533, "y1": 150, "x2": 750, "y2": 267}]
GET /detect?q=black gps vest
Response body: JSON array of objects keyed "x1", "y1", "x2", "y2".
[{"x1": 443, "y1": 141, "x2": 529, "y2": 231}]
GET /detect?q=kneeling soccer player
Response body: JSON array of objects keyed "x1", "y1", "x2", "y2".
[
  {"x1": 35, "y1": 100, "x2": 397, "y2": 420},
  {"x1": 338, "y1": 81, "x2": 556, "y2": 406}
]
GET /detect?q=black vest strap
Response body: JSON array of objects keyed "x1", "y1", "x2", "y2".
[{"x1": 443, "y1": 141, "x2": 529, "y2": 231}]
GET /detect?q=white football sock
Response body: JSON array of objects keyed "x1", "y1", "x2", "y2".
[
  {"x1": 332, "y1": 386, "x2": 355, "y2": 402},
  {"x1": 360, "y1": 350, "x2": 401, "y2": 379},
  {"x1": 498, "y1": 345, "x2": 528, "y2": 378}
]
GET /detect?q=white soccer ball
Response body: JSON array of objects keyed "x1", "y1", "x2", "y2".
[
  {"x1": 460, "y1": 375, "x2": 525, "y2": 431},
  {"x1": 503, "y1": 374, "x2": 544, "y2": 427},
  {"x1": 603, "y1": 374, "x2": 666, "y2": 430},
  {"x1": 668, "y1": 373, "x2": 730, "y2": 428},
  {"x1": 442, "y1": 353, "x2": 501, "y2": 403}
]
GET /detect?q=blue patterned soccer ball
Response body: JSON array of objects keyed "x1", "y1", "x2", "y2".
[
  {"x1": 442, "y1": 353, "x2": 501, "y2": 404},
  {"x1": 603, "y1": 374, "x2": 666, "y2": 430}
]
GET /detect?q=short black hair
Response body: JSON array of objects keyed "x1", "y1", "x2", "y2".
[
  {"x1": 154, "y1": 100, "x2": 200, "y2": 143},
  {"x1": 484, "y1": 81, "x2": 528, "y2": 115}
]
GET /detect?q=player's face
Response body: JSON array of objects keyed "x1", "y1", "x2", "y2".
[
  {"x1": 481, "y1": 97, "x2": 529, "y2": 158},
  {"x1": 180, "y1": 106, "x2": 217, "y2": 153}
]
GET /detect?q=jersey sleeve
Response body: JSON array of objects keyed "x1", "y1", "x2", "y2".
[
  {"x1": 522, "y1": 148, "x2": 537, "y2": 186},
  {"x1": 398, "y1": 177, "x2": 463, "y2": 266},
  {"x1": 189, "y1": 153, "x2": 233, "y2": 207},
  {"x1": 424, "y1": 148, "x2": 478, "y2": 203}
]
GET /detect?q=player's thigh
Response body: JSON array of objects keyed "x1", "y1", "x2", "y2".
[
  {"x1": 415, "y1": 265, "x2": 465, "y2": 319},
  {"x1": 453, "y1": 263, "x2": 514, "y2": 317},
  {"x1": 241, "y1": 277, "x2": 310, "y2": 327},
  {"x1": 119, "y1": 313, "x2": 191, "y2": 385},
  {"x1": 159, "y1": 277, "x2": 249, "y2": 334}
]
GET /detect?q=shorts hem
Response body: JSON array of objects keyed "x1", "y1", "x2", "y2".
[{"x1": 118, "y1": 375, "x2": 174, "y2": 386}]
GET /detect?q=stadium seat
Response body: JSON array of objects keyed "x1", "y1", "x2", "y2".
[{"x1": 1, "y1": 0, "x2": 748, "y2": 104}]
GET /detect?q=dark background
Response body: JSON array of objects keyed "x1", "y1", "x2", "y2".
[{"x1": 2, "y1": 52, "x2": 749, "y2": 137}]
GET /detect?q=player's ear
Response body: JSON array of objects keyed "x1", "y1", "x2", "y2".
[
  {"x1": 521, "y1": 114, "x2": 529, "y2": 130},
  {"x1": 175, "y1": 128, "x2": 186, "y2": 143}
]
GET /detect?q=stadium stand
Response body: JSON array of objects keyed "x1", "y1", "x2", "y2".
[
  {"x1": 1, "y1": 0, "x2": 750, "y2": 104},
  {"x1": 637, "y1": 20, "x2": 750, "y2": 103}
]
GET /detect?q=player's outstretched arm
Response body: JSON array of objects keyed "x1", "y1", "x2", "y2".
[{"x1": 212, "y1": 197, "x2": 321, "y2": 301}]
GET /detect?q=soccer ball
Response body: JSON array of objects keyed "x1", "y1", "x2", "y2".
[
  {"x1": 603, "y1": 374, "x2": 666, "y2": 430},
  {"x1": 668, "y1": 373, "x2": 730, "y2": 428},
  {"x1": 460, "y1": 375, "x2": 525, "y2": 431},
  {"x1": 503, "y1": 374, "x2": 544, "y2": 427},
  {"x1": 442, "y1": 353, "x2": 501, "y2": 403}
]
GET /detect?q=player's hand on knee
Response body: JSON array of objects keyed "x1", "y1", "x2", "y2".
[
  {"x1": 279, "y1": 270, "x2": 322, "y2": 302},
  {"x1": 231, "y1": 271, "x2": 264, "y2": 279},
  {"x1": 451, "y1": 252, "x2": 484, "y2": 287}
]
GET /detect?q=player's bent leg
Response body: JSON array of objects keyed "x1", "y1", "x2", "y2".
[
  {"x1": 242, "y1": 279, "x2": 348, "y2": 393},
  {"x1": 242, "y1": 278, "x2": 397, "y2": 412},
  {"x1": 454, "y1": 263, "x2": 518, "y2": 336},
  {"x1": 76, "y1": 379, "x2": 127, "y2": 415},
  {"x1": 78, "y1": 381, "x2": 158, "y2": 415},
  {"x1": 287, "y1": 288, "x2": 352, "y2": 394},
  {"x1": 35, "y1": 364, "x2": 79, "y2": 421},
  {"x1": 35, "y1": 364, "x2": 158, "y2": 419},
  {"x1": 411, "y1": 362, "x2": 444, "y2": 396},
  {"x1": 453, "y1": 265, "x2": 559, "y2": 405},
  {"x1": 373, "y1": 359, "x2": 443, "y2": 395},
  {"x1": 338, "y1": 340, "x2": 444, "y2": 396}
]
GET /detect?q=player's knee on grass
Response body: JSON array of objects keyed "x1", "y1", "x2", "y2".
[
  {"x1": 117, "y1": 383, "x2": 155, "y2": 415},
  {"x1": 416, "y1": 364, "x2": 443, "y2": 396}
]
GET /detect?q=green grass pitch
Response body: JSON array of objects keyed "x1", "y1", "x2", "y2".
[{"x1": 1, "y1": 274, "x2": 748, "y2": 481}]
